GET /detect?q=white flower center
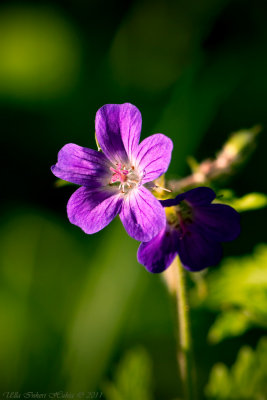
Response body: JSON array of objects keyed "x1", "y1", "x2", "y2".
[{"x1": 109, "y1": 163, "x2": 142, "y2": 194}]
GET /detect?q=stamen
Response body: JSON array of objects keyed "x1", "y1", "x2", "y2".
[
  {"x1": 109, "y1": 162, "x2": 141, "y2": 193},
  {"x1": 147, "y1": 183, "x2": 172, "y2": 193},
  {"x1": 155, "y1": 185, "x2": 172, "y2": 193}
]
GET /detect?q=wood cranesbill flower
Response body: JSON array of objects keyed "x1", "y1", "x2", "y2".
[
  {"x1": 138, "y1": 187, "x2": 240, "y2": 272},
  {"x1": 51, "y1": 103, "x2": 173, "y2": 241}
]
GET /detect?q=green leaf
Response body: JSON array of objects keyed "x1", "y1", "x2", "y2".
[
  {"x1": 206, "y1": 337, "x2": 267, "y2": 399},
  {"x1": 205, "y1": 363, "x2": 231, "y2": 399},
  {"x1": 192, "y1": 245, "x2": 267, "y2": 342},
  {"x1": 208, "y1": 310, "x2": 252, "y2": 344},
  {"x1": 103, "y1": 347, "x2": 153, "y2": 400},
  {"x1": 218, "y1": 192, "x2": 267, "y2": 212}
]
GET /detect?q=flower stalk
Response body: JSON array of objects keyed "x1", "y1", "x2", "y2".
[{"x1": 164, "y1": 257, "x2": 197, "y2": 400}]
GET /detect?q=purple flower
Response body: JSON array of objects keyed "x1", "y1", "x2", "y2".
[
  {"x1": 138, "y1": 187, "x2": 240, "y2": 273},
  {"x1": 51, "y1": 103, "x2": 173, "y2": 241}
]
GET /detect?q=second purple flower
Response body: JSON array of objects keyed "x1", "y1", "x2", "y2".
[
  {"x1": 51, "y1": 103, "x2": 173, "y2": 241},
  {"x1": 138, "y1": 187, "x2": 240, "y2": 272}
]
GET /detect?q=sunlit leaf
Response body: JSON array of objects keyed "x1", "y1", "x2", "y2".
[
  {"x1": 218, "y1": 191, "x2": 267, "y2": 212},
  {"x1": 206, "y1": 337, "x2": 267, "y2": 399},
  {"x1": 208, "y1": 310, "x2": 252, "y2": 344},
  {"x1": 205, "y1": 363, "x2": 231, "y2": 399},
  {"x1": 191, "y1": 245, "x2": 267, "y2": 342}
]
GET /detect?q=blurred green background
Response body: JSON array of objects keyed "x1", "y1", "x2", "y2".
[{"x1": 1, "y1": 0, "x2": 267, "y2": 399}]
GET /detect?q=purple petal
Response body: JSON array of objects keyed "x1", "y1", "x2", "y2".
[
  {"x1": 177, "y1": 225, "x2": 223, "y2": 271},
  {"x1": 160, "y1": 196, "x2": 182, "y2": 208},
  {"x1": 133, "y1": 134, "x2": 173, "y2": 183},
  {"x1": 138, "y1": 226, "x2": 178, "y2": 273},
  {"x1": 95, "y1": 103, "x2": 142, "y2": 164},
  {"x1": 51, "y1": 143, "x2": 111, "y2": 187},
  {"x1": 67, "y1": 186, "x2": 123, "y2": 234},
  {"x1": 182, "y1": 187, "x2": 216, "y2": 205},
  {"x1": 193, "y1": 203, "x2": 240, "y2": 242},
  {"x1": 119, "y1": 186, "x2": 166, "y2": 241},
  {"x1": 161, "y1": 187, "x2": 216, "y2": 208}
]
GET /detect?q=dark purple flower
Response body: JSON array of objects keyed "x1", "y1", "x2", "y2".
[
  {"x1": 51, "y1": 103, "x2": 173, "y2": 241},
  {"x1": 138, "y1": 187, "x2": 240, "y2": 273}
]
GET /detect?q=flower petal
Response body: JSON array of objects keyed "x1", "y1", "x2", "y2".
[
  {"x1": 193, "y1": 203, "x2": 241, "y2": 242},
  {"x1": 119, "y1": 186, "x2": 166, "y2": 241},
  {"x1": 177, "y1": 226, "x2": 223, "y2": 271},
  {"x1": 133, "y1": 134, "x2": 173, "y2": 183},
  {"x1": 138, "y1": 226, "x2": 178, "y2": 273},
  {"x1": 183, "y1": 187, "x2": 216, "y2": 205},
  {"x1": 51, "y1": 143, "x2": 111, "y2": 187},
  {"x1": 67, "y1": 186, "x2": 123, "y2": 234},
  {"x1": 95, "y1": 103, "x2": 142, "y2": 164},
  {"x1": 161, "y1": 187, "x2": 216, "y2": 208}
]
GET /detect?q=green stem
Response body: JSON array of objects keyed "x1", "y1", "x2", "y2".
[
  {"x1": 164, "y1": 257, "x2": 197, "y2": 400},
  {"x1": 176, "y1": 257, "x2": 196, "y2": 400}
]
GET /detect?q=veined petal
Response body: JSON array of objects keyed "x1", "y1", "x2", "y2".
[
  {"x1": 177, "y1": 225, "x2": 222, "y2": 272},
  {"x1": 95, "y1": 103, "x2": 142, "y2": 164},
  {"x1": 119, "y1": 186, "x2": 166, "y2": 241},
  {"x1": 133, "y1": 134, "x2": 173, "y2": 183},
  {"x1": 138, "y1": 226, "x2": 178, "y2": 273},
  {"x1": 67, "y1": 186, "x2": 123, "y2": 234},
  {"x1": 193, "y1": 203, "x2": 241, "y2": 242},
  {"x1": 51, "y1": 143, "x2": 111, "y2": 187}
]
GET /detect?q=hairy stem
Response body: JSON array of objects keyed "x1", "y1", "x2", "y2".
[{"x1": 164, "y1": 257, "x2": 197, "y2": 400}]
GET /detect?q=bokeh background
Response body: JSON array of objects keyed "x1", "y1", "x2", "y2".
[{"x1": 1, "y1": 0, "x2": 267, "y2": 399}]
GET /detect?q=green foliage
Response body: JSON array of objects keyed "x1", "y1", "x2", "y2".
[
  {"x1": 103, "y1": 348, "x2": 153, "y2": 400},
  {"x1": 206, "y1": 337, "x2": 267, "y2": 399},
  {"x1": 231, "y1": 193, "x2": 267, "y2": 212},
  {"x1": 191, "y1": 245, "x2": 267, "y2": 343},
  {"x1": 208, "y1": 310, "x2": 252, "y2": 344},
  {"x1": 217, "y1": 191, "x2": 267, "y2": 212}
]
